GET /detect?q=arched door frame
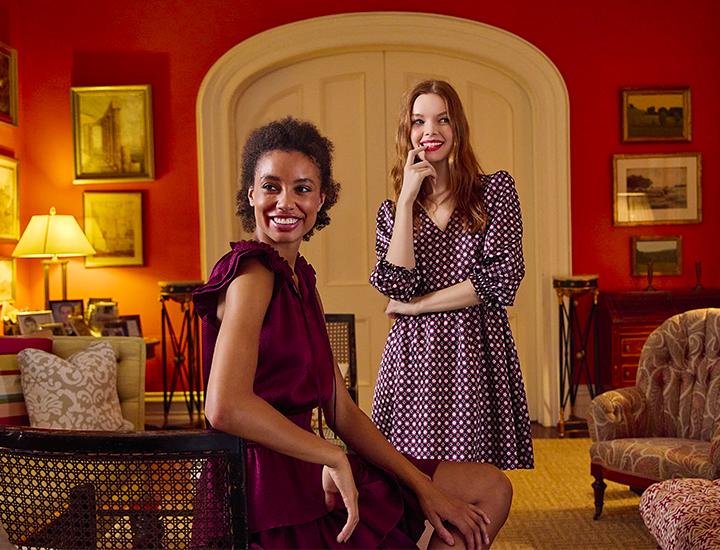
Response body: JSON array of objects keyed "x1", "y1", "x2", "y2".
[{"x1": 196, "y1": 12, "x2": 572, "y2": 426}]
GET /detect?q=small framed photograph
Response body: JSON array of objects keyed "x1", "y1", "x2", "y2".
[
  {"x1": 631, "y1": 236, "x2": 682, "y2": 276},
  {"x1": 613, "y1": 153, "x2": 701, "y2": 226},
  {"x1": 83, "y1": 191, "x2": 143, "y2": 267},
  {"x1": 0, "y1": 155, "x2": 19, "y2": 241},
  {"x1": 17, "y1": 310, "x2": 54, "y2": 335},
  {"x1": 0, "y1": 42, "x2": 18, "y2": 126},
  {"x1": 100, "y1": 320, "x2": 128, "y2": 337},
  {"x1": 0, "y1": 257, "x2": 15, "y2": 302},
  {"x1": 49, "y1": 299, "x2": 84, "y2": 335},
  {"x1": 622, "y1": 87, "x2": 691, "y2": 142},
  {"x1": 71, "y1": 85, "x2": 155, "y2": 183},
  {"x1": 119, "y1": 314, "x2": 142, "y2": 337}
]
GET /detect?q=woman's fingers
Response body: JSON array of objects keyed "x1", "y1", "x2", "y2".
[
  {"x1": 405, "y1": 146, "x2": 426, "y2": 166},
  {"x1": 336, "y1": 492, "x2": 359, "y2": 543},
  {"x1": 427, "y1": 513, "x2": 455, "y2": 547}
]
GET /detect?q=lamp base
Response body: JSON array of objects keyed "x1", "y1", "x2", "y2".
[{"x1": 42, "y1": 259, "x2": 69, "y2": 309}]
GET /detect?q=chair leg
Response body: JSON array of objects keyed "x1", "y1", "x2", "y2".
[{"x1": 592, "y1": 471, "x2": 607, "y2": 520}]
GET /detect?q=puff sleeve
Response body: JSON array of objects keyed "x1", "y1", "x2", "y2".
[
  {"x1": 468, "y1": 171, "x2": 525, "y2": 306},
  {"x1": 369, "y1": 200, "x2": 421, "y2": 302}
]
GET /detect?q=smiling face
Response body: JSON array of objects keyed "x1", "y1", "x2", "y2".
[
  {"x1": 410, "y1": 93, "x2": 454, "y2": 164},
  {"x1": 248, "y1": 150, "x2": 325, "y2": 251}
]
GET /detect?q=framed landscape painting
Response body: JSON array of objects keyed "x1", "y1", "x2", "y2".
[
  {"x1": 622, "y1": 88, "x2": 691, "y2": 142},
  {"x1": 0, "y1": 155, "x2": 19, "y2": 241},
  {"x1": 631, "y1": 236, "x2": 682, "y2": 276},
  {"x1": 613, "y1": 153, "x2": 701, "y2": 226},
  {"x1": 83, "y1": 191, "x2": 143, "y2": 267},
  {"x1": 0, "y1": 42, "x2": 18, "y2": 125},
  {"x1": 71, "y1": 85, "x2": 155, "y2": 183}
]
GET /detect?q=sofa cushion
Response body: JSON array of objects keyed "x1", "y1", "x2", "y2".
[
  {"x1": 18, "y1": 340, "x2": 133, "y2": 431},
  {"x1": 0, "y1": 337, "x2": 53, "y2": 426},
  {"x1": 590, "y1": 437, "x2": 715, "y2": 480}
]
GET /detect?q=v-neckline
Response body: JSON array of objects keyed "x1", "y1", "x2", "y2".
[{"x1": 420, "y1": 204, "x2": 455, "y2": 233}]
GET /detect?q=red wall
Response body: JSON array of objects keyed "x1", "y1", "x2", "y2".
[{"x1": 1, "y1": 0, "x2": 719, "y2": 343}]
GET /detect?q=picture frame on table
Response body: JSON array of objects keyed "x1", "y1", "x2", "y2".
[
  {"x1": 83, "y1": 191, "x2": 143, "y2": 267},
  {"x1": 49, "y1": 299, "x2": 84, "y2": 335},
  {"x1": 71, "y1": 85, "x2": 155, "y2": 183},
  {"x1": 17, "y1": 310, "x2": 54, "y2": 335},
  {"x1": 0, "y1": 257, "x2": 15, "y2": 302},
  {"x1": 0, "y1": 42, "x2": 18, "y2": 126},
  {"x1": 0, "y1": 155, "x2": 19, "y2": 241},
  {"x1": 119, "y1": 314, "x2": 142, "y2": 337},
  {"x1": 631, "y1": 235, "x2": 682, "y2": 276},
  {"x1": 621, "y1": 87, "x2": 691, "y2": 142},
  {"x1": 100, "y1": 320, "x2": 128, "y2": 337},
  {"x1": 613, "y1": 153, "x2": 701, "y2": 226}
]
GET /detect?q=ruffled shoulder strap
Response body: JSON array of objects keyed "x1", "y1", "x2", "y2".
[{"x1": 192, "y1": 240, "x2": 292, "y2": 325}]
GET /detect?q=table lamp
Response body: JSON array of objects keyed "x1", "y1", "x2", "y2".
[{"x1": 12, "y1": 207, "x2": 96, "y2": 309}]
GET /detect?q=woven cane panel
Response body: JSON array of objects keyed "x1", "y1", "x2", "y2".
[
  {"x1": 325, "y1": 321, "x2": 350, "y2": 365},
  {"x1": 0, "y1": 449, "x2": 234, "y2": 549}
]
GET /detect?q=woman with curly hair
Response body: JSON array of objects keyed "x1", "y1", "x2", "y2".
[
  {"x1": 193, "y1": 116, "x2": 512, "y2": 549},
  {"x1": 371, "y1": 80, "x2": 534, "y2": 470}
]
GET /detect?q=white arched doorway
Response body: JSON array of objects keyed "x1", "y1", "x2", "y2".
[{"x1": 197, "y1": 12, "x2": 571, "y2": 427}]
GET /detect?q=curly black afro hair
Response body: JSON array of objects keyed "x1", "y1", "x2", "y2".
[{"x1": 236, "y1": 116, "x2": 341, "y2": 241}]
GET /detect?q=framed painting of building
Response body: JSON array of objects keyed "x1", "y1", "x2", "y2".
[
  {"x1": 71, "y1": 85, "x2": 155, "y2": 183},
  {"x1": 83, "y1": 191, "x2": 143, "y2": 267},
  {"x1": 0, "y1": 42, "x2": 18, "y2": 126},
  {"x1": 0, "y1": 155, "x2": 19, "y2": 241},
  {"x1": 621, "y1": 88, "x2": 691, "y2": 142},
  {"x1": 613, "y1": 153, "x2": 701, "y2": 226}
]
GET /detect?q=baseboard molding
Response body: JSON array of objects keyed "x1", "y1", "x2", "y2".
[{"x1": 144, "y1": 391, "x2": 205, "y2": 429}]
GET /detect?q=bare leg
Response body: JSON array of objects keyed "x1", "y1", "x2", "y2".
[{"x1": 427, "y1": 462, "x2": 512, "y2": 550}]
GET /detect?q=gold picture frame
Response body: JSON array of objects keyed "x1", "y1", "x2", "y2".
[
  {"x1": 621, "y1": 87, "x2": 691, "y2": 142},
  {"x1": 71, "y1": 85, "x2": 155, "y2": 183},
  {"x1": 631, "y1": 236, "x2": 682, "y2": 276},
  {"x1": 0, "y1": 155, "x2": 19, "y2": 241},
  {"x1": 83, "y1": 191, "x2": 143, "y2": 267},
  {"x1": 0, "y1": 257, "x2": 16, "y2": 302},
  {"x1": 613, "y1": 153, "x2": 701, "y2": 226},
  {"x1": 0, "y1": 42, "x2": 18, "y2": 126}
]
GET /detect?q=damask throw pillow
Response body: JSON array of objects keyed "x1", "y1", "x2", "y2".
[{"x1": 17, "y1": 340, "x2": 133, "y2": 431}]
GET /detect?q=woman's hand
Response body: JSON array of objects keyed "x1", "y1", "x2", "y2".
[
  {"x1": 417, "y1": 482, "x2": 491, "y2": 550},
  {"x1": 385, "y1": 298, "x2": 420, "y2": 319},
  {"x1": 399, "y1": 147, "x2": 436, "y2": 206},
  {"x1": 322, "y1": 457, "x2": 360, "y2": 543}
]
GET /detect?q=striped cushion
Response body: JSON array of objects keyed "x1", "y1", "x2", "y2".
[{"x1": 0, "y1": 337, "x2": 53, "y2": 425}]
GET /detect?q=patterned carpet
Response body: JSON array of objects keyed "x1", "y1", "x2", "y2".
[{"x1": 493, "y1": 438, "x2": 657, "y2": 549}]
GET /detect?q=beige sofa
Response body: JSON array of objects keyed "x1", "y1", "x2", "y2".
[{"x1": 0, "y1": 335, "x2": 146, "y2": 431}]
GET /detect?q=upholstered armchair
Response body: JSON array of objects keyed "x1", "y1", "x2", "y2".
[{"x1": 588, "y1": 307, "x2": 720, "y2": 519}]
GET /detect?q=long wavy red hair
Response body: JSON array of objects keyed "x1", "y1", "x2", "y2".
[{"x1": 390, "y1": 80, "x2": 487, "y2": 233}]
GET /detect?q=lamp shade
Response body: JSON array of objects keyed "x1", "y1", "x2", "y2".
[{"x1": 12, "y1": 207, "x2": 96, "y2": 259}]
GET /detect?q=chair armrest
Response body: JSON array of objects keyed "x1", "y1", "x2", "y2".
[
  {"x1": 588, "y1": 387, "x2": 648, "y2": 441},
  {"x1": 710, "y1": 424, "x2": 720, "y2": 476}
]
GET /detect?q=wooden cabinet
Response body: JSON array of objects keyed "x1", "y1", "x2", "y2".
[{"x1": 597, "y1": 290, "x2": 720, "y2": 392}]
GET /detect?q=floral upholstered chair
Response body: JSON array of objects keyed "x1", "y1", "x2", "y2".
[{"x1": 588, "y1": 308, "x2": 720, "y2": 519}]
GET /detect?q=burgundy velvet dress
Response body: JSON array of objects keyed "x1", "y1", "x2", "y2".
[{"x1": 193, "y1": 240, "x2": 435, "y2": 549}]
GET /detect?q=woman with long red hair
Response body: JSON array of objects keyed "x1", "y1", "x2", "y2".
[{"x1": 371, "y1": 80, "x2": 534, "y2": 471}]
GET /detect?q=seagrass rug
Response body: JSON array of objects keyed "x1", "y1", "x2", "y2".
[{"x1": 493, "y1": 438, "x2": 657, "y2": 549}]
